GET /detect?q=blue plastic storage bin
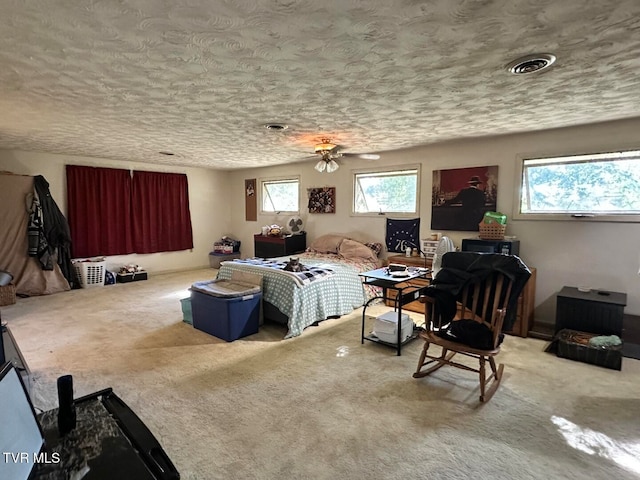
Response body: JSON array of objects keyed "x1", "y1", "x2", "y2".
[{"x1": 190, "y1": 289, "x2": 261, "y2": 341}]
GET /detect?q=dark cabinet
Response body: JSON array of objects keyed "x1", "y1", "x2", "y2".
[
  {"x1": 254, "y1": 233, "x2": 306, "y2": 258},
  {"x1": 555, "y1": 286, "x2": 626, "y2": 336}
]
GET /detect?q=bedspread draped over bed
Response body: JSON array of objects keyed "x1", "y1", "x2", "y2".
[{"x1": 216, "y1": 252, "x2": 380, "y2": 338}]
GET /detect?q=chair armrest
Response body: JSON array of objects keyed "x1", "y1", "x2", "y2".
[{"x1": 419, "y1": 295, "x2": 436, "y2": 325}]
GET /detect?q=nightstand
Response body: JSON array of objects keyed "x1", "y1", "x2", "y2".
[{"x1": 254, "y1": 232, "x2": 306, "y2": 258}]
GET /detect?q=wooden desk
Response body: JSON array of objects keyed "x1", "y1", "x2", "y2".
[
  {"x1": 359, "y1": 267, "x2": 430, "y2": 356},
  {"x1": 384, "y1": 256, "x2": 537, "y2": 338},
  {"x1": 385, "y1": 255, "x2": 432, "y2": 314},
  {"x1": 507, "y1": 267, "x2": 536, "y2": 338}
]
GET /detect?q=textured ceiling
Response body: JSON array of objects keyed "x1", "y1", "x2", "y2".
[{"x1": 1, "y1": 0, "x2": 640, "y2": 170}]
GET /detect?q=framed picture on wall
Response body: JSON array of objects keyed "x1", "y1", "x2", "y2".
[
  {"x1": 431, "y1": 166, "x2": 498, "y2": 231},
  {"x1": 245, "y1": 178, "x2": 257, "y2": 221},
  {"x1": 307, "y1": 187, "x2": 335, "y2": 214}
]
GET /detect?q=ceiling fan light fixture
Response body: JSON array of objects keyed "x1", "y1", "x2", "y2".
[
  {"x1": 314, "y1": 138, "x2": 336, "y2": 153},
  {"x1": 326, "y1": 159, "x2": 339, "y2": 173},
  {"x1": 314, "y1": 160, "x2": 327, "y2": 172}
]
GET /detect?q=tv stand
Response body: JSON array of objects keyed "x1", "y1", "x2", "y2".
[{"x1": 33, "y1": 388, "x2": 180, "y2": 479}]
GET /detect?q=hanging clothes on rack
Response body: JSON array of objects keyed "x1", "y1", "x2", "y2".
[{"x1": 32, "y1": 175, "x2": 77, "y2": 288}]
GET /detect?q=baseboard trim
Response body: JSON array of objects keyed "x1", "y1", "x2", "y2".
[
  {"x1": 528, "y1": 330, "x2": 554, "y2": 341},
  {"x1": 622, "y1": 342, "x2": 640, "y2": 360}
]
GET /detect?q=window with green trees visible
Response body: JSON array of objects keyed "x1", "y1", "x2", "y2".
[
  {"x1": 261, "y1": 177, "x2": 299, "y2": 213},
  {"x1": 353, "y1": 167, "x2": 419, "y2": 215},
  {"x1": 516, "y1": 149, "x2": 640, "y2": 221}
]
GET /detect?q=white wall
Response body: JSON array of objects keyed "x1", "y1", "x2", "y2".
[
  {"x1": 228, "y1": 118, "x2": 640, "y2": 323},
  {"x1": 2, "y1": 118, "x2": 638, "y2": 323},
  {"x1": 0, "y1": 150, "x2": 230, "y2": 274}
]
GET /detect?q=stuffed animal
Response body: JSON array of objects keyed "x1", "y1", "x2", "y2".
[
  {"x1": 120, "y1": 264, "x2": 143, "y2": 274},
  {"x1": 268, "y1": 225, "x2": 282, "y2": 237}
]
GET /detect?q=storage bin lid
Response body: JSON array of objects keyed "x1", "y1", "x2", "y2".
[{"x1": 191, "y1": 279, "x2": 261, "y2": 298}]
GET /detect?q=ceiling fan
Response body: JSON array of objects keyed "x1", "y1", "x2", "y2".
[{"x1": 308, "y1": 138, "x2": 380, "y2": 173}]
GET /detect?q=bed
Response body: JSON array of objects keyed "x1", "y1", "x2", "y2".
[{"x1": 216, "y1": 236, "x2": 383, "y2": 338}]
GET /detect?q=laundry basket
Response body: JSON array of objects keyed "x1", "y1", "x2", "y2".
[
  {"x1": 73, "y1": 259, "x2": 107, "y2": 288},
  {"x1": 0, "y1": 284, "x2": 16, "y2": 306}
]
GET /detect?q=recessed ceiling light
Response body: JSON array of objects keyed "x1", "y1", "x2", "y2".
[
  {"x1": 264, "y1": 123, "x2": 288, "y2": 131},
  {"x1": 506, "y1": 53, "x2": 556, "y2": 75}
]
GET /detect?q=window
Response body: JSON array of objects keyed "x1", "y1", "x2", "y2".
[
  {"x1": 353, "y1": 167, "x2": 419, "y2": 215},
  {"x1": 515, "y1": 149, "x2": 640, "y2": 222},
  {"x1": 261, "y1": 177, "x2": 299, "y2": 213}
]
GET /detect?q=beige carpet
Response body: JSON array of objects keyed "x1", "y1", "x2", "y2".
[{"x1": 3, "y1": 268, "x2": 640, "y2": 480}]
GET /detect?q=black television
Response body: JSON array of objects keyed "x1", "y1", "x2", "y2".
[
  {"x1": 461, "y1": 238, "x2": 520, "y2": 256},
  {"x1": 0, "y1": 363, "x2": 45, "y2": 480}
]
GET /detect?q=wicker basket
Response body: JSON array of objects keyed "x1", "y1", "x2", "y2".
[
  {"x1": 478, "y1": 220, "x2": 506, "y2": 240},
  {"x1": 0, "y1": 283, "x2": 17, "y2": 306}
]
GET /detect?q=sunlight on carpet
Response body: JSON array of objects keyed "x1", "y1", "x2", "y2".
[{"x1": 552, "y1": 415, "x2": 640, "y2": 476}]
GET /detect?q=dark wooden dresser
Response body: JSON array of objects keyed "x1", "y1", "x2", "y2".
[{"x1": 254, "y1": 232, "x2": 306, "y2": 258}]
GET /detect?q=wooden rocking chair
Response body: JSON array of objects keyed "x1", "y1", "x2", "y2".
[{"x1": 413, "y1": 272, "x2": 513, "y2": 402}]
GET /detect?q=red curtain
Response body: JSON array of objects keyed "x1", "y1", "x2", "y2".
[
  {"x1": 132, "y1": 171, "x2": 194, "y2": 254},
  {"x1": 66, "y1": 165, "x2": 134, "y2": 258}
]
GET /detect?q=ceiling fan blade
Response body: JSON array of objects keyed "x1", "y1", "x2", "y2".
[{"x1": 341, "y1": 153, "x2": 381, "y2": 160}]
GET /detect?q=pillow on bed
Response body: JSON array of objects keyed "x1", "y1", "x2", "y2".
[
  {"x1": 364, "y1": 242, "x2": 383, "y2": 257},
  {"x1": 338, "y1": 238, "x2": 378, "y2": 262},
  {"x1": 308, "y1": 234, "x2": 347, "y2": 254}
]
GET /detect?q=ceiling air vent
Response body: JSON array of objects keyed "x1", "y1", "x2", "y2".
[
  {"x1": 506, "y1": 54, "x2": 556, "y2": 75},
  {"x1": 264, "y1": 123, "x2": 288, "y2": 131}
]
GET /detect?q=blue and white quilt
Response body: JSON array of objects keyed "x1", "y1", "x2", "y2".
[
  {"x1": 231, "y1": 257, "x2": 335, "y2": 287},
  {"x1": 217, "y1": 252, "x2": 380, "y2": 338}
]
